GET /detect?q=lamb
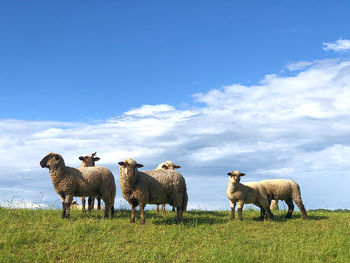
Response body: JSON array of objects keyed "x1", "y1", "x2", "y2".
[
  {"x1": 118, "y1": 158, "x2": 188, "y2": 224},
  {"x1": 226, "y1": 170, "x2": 273, "y2": 221},
  {"x1": 155, "y1": 161, "x2": 181, "y2": 213},
  {"x1": 259, "y1": 179, "x2": 307, "y2": 219},
  {"x1": 270, "y1": 200, "x2": 279, "y2": 211},
  {"x1": 71, "y1": 200, "x2": 105, "y2": 210},
  {"x1": 79, "y1": 152, "x2": 102, "y2": 211},
  {"x1": 40, "y1": 152, "x2": 116, "y2": 219}
]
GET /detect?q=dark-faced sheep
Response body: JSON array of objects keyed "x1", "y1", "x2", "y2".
[
  {"x1": 40, "y1": 152, "x2": 116, "y2": 219},
  {"x1": 79, "y1": 152, "x2": 102, "y2": 211},
  {"x1": 118, "y1": 158, "x2": 188, "y2": 224},
  {"x1": 155, "y1": 161, "x2": 181, "y2": 213},
  {"x1": 226, "y1": 171, "x2": 273, "y2": 221}
]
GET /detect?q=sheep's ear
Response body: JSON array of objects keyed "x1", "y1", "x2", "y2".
[
  {"x1": 79, "y1": 156, "x2": 84, "y2": 161},
  {"x1": 94, "y1": 157, "x2": 100, "y2": 162},
  {"x1": 136, "y1": 164, "x2": 143, "y2": 168},
  {"x1": 174, "y1": 165, "x2": 181, "y2": 169},
  {"x1": 162, "y1": 164, "x2": 168, "y2": 169},
  {"x1": 227, "y1": 172, "x2": 232, "y2": 176},
  {"x1": 54, "y1": 155, "x2": 59, "y2": 160},
  {"x1": 118, "y1": 161, "x2": 125, "y2": 166},
  {"x1": 241, "y1": 173, "x2": 246, "y2": 176}
]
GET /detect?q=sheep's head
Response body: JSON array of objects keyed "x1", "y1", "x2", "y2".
[
  {"x1": 40, "y1": 153, "x2": 64, "y2": 169},
  {"x1": 227, "y1": 170, "x2": 245, "y2": 184},
  {"x1": 118, "y1": 158, "x2": 143, "y2": 177},
  {"x1": 161, "y1": 161, "x2": 181, "y2": 170},
  {"x1": 79, "y1": 152, "x2": 100, "y2": 167}
]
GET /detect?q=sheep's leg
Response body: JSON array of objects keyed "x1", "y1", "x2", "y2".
[
  {"x1": 237, "y1": 201, "x2": 244, "y2": 221},
  {"x1": 156, "y1": 205, "x2": 160, "y2": 213},
  {"x1": 294, "y1": 199, "x2": 307, "y2": 220},
  {"x1": 87, "y1": 197, "x2": 93, "y2": 212},
  {"x1": 61, "y1": 202, "x2": 66, "y2": 219},
  {"x1": 111, "y1": 205, "x2": 115, "y2": 218},
  {"x1": 140, "y1": 204, "x2": 146, "y2": 225},
  {"x1": 91, "y1": 198, "x2": 95, "y2": 210},
  {"x1": 172, "y1": 206, "x2": 175, "y2": 212},
  {"x1": 97, "y1": 196, "x2": 102, "y2": 210},
  {"x1": 265, "y1": 207, "x2": 273, "y2": 220},
  {"x1": 176, "y1": 207, "x2": 183, "y2": 223},
  {"x1": 81, "y1": 197, "x2": 86, "y2": 211},
  {"x1": 259, "y1": 206, "x2": 265, "y2": 220},
  {"x1": 103, "y1": 199, "x2": 110, "y2": 218},
  {"x1": 285, "y1": 197, "x2": 294, "y2": 218},
  {"x1": 64, "y1": 195, "x2": 73, "y2": 219},
  {"x1": 162, "y1": 204, "x2": 166, "y2": 213},
  {"x1": 130, "y1": 204, "x2": 136, "y2": 223},
  {"x1": 229, "y1": 199, "x2": 236, "y2": 220}
]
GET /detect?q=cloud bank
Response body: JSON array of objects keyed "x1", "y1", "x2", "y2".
[{"x1": 1, "y1": 58, "x2": 350, "y2": 210}]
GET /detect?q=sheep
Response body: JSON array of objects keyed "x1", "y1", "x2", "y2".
[
  {"x1": 226, "y1": 170, "x2": 273, "y2": 221},
  {"x1": 40, "y1": 152, "x2": 116, "y2": 219},
  {"x1": 79, "y1": 152, "x2": 102, "y2": 211},
  {"x1": 118, "y1": 158, "x2": 188, "y2": 224},
  {"x1": 71, "y1": 200, "x2": 105, "y2": 210},
  {"x1": 270, "y1": 200, "x2": 279, "y2": 211},
  {"x1": 259, "y1": 179, "x2": 307, "y2": 219},
  {"x1": 155, "y1": 161, "x2": 181, "y2": 213}
]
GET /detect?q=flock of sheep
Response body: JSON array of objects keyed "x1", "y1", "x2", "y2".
[{"x1": 40, "y1": 152, "x2": 307, "y2": 224}]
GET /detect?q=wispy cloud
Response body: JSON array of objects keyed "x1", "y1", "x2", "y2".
[
  {"x1": 2, "y1": 58, "x2": 350, "y2": 209},
  {"x1": 323, "y1": 39, "x2": 350, "y2": 52}
]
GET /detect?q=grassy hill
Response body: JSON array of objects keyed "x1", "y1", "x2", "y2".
[{"x1": 0, "y1": 208, "x2": 349, "y2": 262}]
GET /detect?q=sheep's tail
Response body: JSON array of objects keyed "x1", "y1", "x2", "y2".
[{"x1": 182, "y1": 189, "x2": 188, "y2": 211}]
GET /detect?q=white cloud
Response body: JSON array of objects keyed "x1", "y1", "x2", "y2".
[
  {"x1": 286, "y1": 61, "x2": 316, "y2": 71},
  {"x1": 2, "y1": 58, "x2": 350, "y2": 210},
  {"x1": 323, "y1": 39, "x2": 350, "y2": 52}
]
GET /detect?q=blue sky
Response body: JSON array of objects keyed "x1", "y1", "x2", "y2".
[{"x1": 1, "y1": 1, "x2": 350, "y2": 210}]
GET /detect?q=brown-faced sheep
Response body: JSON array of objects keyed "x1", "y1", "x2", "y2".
[
  {"x1": 259, "y1": 179, "x2": 307, "y2": 219},
  {"x1": 155, "y1": 161, "x2": 181, "y2": 213},
  {"x1": 118, "y1": 158, "x2": 188, "y2": 224},
  {"x1": 226, "y1": 171, "x2": 273, "y2": 221},
  {"x1": 79, "y1": 152, "x2": 102, "y2": 211},
  {"x1": 40, "y1": 152, "x2": 116, "y2": 219}
]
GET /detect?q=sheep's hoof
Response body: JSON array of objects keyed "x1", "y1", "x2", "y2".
[
  {"x1": 140, "y1": 221, "x2": 145, "y2": 225},
  {"x1": 130, "y1": 219, "x2": 135, "y2": 223}
]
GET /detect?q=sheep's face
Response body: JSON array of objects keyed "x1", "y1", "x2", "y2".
[
  {"x1": 79, "y1": 153, "x2": 100, "y2": 167},
  {"x1": 227, "y1": 171, "x2": 245, "y2": 184},
  {"x1": 162, "y1": 161, "x2": 181, "y2": 170},
  {"x1": 40, "y1": 153, "x2": 62, "y2": 169},
  {"x1": 118, "y1": 159, "x2": 143, "y2": 177}
]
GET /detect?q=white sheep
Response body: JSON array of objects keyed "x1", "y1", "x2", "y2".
[
  {"x1": 118, "y1": 158, "x2": 188, "y2": 224},
  {"x1": 270, "y1": 200, "x2": 279, "y2": 211},
  {"x1": 155, "y1": 161, "x2": 181, "y2": 213},
  {"x1": 79, "y1": 152, "x2": 102, "y2": 211},
  {"x1": 260, "y1": 179, "x2": 307, "y2": 219},
  {"x1": 226, "y1": 170, "x2": 273, "y2": 221},
  {"x1": 40, "y1": 152, "x2": 116, "y2": 219},
  {"x1": 71, "y1": 200, "x2": 105, "y2": 210}
]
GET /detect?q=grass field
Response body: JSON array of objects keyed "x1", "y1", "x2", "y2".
[{"x1": 0, "y1": 207, "x2": 349, "y2": 262}]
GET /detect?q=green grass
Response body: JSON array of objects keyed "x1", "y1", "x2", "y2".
[{"x1": 0, "y1": 207, "x2": 349, "y2": 262}]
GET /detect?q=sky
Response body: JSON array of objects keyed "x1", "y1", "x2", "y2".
[{"x1": 1, "y1": 1, "x2": 350, "y2": 211}]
